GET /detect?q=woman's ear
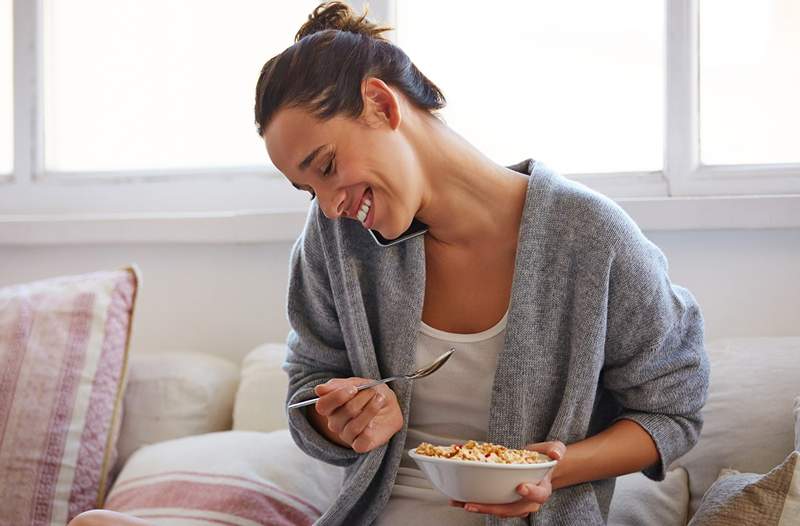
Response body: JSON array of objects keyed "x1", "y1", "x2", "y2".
[{"x1": 361, "y1": 77, "x2": 402, "y2": 130}]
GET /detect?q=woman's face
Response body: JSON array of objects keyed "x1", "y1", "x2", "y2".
[{"x1": 263, "y1": 79, "x2": 423, "y2": 240}]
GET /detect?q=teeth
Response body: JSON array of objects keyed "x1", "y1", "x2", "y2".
[{"x1": 357, "y1": 193, "x2": 372, "y2": 223}]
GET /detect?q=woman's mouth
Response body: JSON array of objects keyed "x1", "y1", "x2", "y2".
[{"x1": 356, "y1": 188, "x2": 375, "y2": 229}]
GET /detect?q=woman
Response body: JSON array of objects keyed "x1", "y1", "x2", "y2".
[
  {"x1": 261, "y1": 2, "x2": 709, "y2": 525},
  {"x1": 71, "y1": 2, "x2": 709, "y2": 525}
]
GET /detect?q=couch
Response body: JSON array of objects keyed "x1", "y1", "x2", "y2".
[{"x1": 101, "y1": 337, "x2": 800, "y2": 525}]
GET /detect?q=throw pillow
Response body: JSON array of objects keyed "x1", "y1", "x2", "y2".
[
  {"x1": 671, "y1": 337, "x2": 800, "y2": 517},
  {"x1": 105, "y1": 429, "x2": 345, "y2": 525},
  {"x1": 608, "y1": 468, "x2": 690, "y2": 526},
  {"x1": 115, "y1": 350, "x2": 238, "y2": 470},
  {"x1": 233, "y1": 343, "x2": 289, "y2": 432},
  {"x1": 0, "y1": 266, "x2": 140, "y2": 525},
  {"x1": 688, "y1": 451, "x2": 800, "y2": 526}
]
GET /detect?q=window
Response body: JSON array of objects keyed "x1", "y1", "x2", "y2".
[
  {"x1": 699, "y1": 0, "x2": 800, "y2": 165},
  {"x1": 0, "y1": 0, "x2": 12, "y2": 175},
  {"x1": 2, "y1": 0, "x2": 798, "y2": 243},
  {"x1": 397, "y1": 0, "x2": 664, "y2": 175},
  {"x1": 44, "y1": 0, "x2": 317, "y2": 172}
]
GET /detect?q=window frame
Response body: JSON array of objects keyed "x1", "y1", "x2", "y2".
[{"x1": 2, "y1": 0, "x2": 799, "y2": 245}]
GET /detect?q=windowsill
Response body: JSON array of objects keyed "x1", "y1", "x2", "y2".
[{"x1": 1, "y1": 194, "x2": 798, "y2": 245}]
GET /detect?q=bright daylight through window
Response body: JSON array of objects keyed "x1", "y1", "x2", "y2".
[
  {"x1": 0, "y1": 0, "x2": 12, "y2": 175},
  {"x1": 700, "y1": 0, "x2": 800, "y2": 166},
  {"x1": 44, "y1": 0, "x2": 318, "y2": 173},
  {"x1": 397, "y1": 0, "x2": 664, "y2": 175}
]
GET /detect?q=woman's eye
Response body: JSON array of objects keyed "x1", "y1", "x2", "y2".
[{"x1": 323, "y1": 157, "x2": 334, "y2": 176}]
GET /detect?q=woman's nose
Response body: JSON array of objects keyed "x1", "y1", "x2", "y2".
[{"x1": 318, "y1": 190, "x2": 347, "y2": 220}]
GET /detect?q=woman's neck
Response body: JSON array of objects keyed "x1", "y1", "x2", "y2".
[{"x1": 409, "y1": 113, "x2": 529, "y2": 250}]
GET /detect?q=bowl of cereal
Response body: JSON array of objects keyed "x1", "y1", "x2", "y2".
[{"x1": 408, "y1": 440, "x2": 558, "y2": 504}]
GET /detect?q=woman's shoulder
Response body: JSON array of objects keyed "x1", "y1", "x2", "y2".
[{"x1": 526, "y1": 161, "x2": 647, "y2": 255}]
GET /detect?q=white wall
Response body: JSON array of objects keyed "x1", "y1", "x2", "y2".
[{"x1": 1, "y1": 228, "x2": 798, "y2": 365}]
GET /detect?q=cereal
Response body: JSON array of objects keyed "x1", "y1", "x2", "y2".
[{"x1": 414, "y1": 440, "x2": 549, "y2": 465}]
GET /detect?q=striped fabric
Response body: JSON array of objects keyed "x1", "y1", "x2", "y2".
[
  {"x1": 104, "y1": 430, "x2": 344, "y2": 526},
  {"x1": 106, "y1": 471, "x2": 320, "y2": 526},
  {"x1": 0, "y1": 267, "x2": 140, "y2": 525}
]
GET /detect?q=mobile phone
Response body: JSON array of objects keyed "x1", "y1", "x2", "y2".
[{"x1": 368, "y1": 218, "x2": 428, "y2": 247}]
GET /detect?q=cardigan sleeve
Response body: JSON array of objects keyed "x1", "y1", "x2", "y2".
[
  {"x1": 281, "y1": 205, "x2": 361, "y2": 467},
  {"x1": 601, "y1": 219, "x2": 710, "y2": 481}
]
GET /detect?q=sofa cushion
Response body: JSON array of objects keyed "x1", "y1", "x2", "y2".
[
  {"x1": 105, "y1": 429, "x2": 344, "y2": 525},
  {"x1": 116, "y1": 350, "x2": 239, "y2": 469},
  {"x1": 608, "y1": 468, "x2": 689, "y2": 526},
  {"x1": 233, "y1": 343, "x2": 289, "y2": 432},
  {"x1": 687, "y1": 451, "x2": 800, "y2": 525},
  {"x1": 0, "y1": 266, "x2": 139, "y2": 525},
  {"x1": 671, "y1": 337, "x2": 800, "y2": 518}
]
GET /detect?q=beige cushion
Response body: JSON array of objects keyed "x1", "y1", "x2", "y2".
[
  {"x1": 608, "y1": 468, "x2": 689, "y2": 526},
  {"x1": 115, "y1": 351, "x2": 239, "y2": 470},
  {"x1": 233, "y1": 343, "x2": 289, "y2": 432},
  {"x1": 687, "y1": 451, "x2": 800, "y2": 526},
  {"x1": 672, "y1": 337, "x2": 800, "y2": 518},
  {"x1": 0, "y1": 266, "x2": 139, "y2": 524},
  {"x1": 106, "y1": 429, "x2": 344, "y2": 525}
]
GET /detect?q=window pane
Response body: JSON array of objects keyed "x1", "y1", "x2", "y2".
[
  {"x1": 397, "y1": 1, "x2": 664, "y2": 174},
  {"x1": 700, "y1": 1, "x2": 800, "y2": 165},
  {"x1": 0, "y1": 0, "x2": 12, "y2": 175},
  {"x1": 44, "y1": 0, "x2": 317, "y2": 172}
]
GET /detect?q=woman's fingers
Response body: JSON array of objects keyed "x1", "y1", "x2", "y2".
[
  {"x1": 325, "y1": 389, "x2": 375, "y2": 432},
  {"x1": 524, "y1": 440, "x2": 566, "y2": 461},
  {"x1": 312, "y1": 377, "x2": 402, "y2": 454},
  {"x1": 516, "y1": 480, "x2": 551, "y2": 503},
  {"x1": 339, "y1": 391, "x2": 385, "y2": 444},
  {"x1": 313, "y1": 384, "x2": 357, "y2": 416}
]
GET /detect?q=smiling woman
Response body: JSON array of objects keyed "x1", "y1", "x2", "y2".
[
  {"x1": 247, "y1": 2, "x2": 709, "y2": 526},
  {"x1": 253, "y1": 3, "x2": 448, "y2": 241}
]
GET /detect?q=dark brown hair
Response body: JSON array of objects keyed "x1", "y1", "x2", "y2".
[{"x1": 254, "y1": 1, "x2": 446, "y2": 136}]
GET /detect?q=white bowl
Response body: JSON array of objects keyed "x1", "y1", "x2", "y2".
[{"x1": 408, "y1": 447, "x2": 558, "y2": 504}]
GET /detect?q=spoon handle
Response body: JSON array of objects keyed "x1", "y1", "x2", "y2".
[{"x1": 287, "y1": 376, "x2": 400, "y2": 410}]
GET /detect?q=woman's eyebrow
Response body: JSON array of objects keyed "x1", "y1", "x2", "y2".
[{"x1": 298, "y1": 144, "x2": 327, "y2": 171}]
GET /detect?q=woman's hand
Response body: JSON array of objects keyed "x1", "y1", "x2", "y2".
[
  {"x1": 448, "y1": 441, "x2": 566, "y2": 519},
  {"x1": 313, "y1": 377, "x2": 403, "y2": 454}
]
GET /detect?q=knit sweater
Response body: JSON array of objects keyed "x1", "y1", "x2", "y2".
[{"x1": 282, "y1": 159, "x2": 710, "y2": 526}]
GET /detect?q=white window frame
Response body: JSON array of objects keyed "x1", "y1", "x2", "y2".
[{"x1": 1, "y1": 0, "x2": 799, "y2": 245}]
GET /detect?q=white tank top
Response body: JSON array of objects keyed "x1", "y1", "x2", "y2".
[
  {"x1": 400, "y1": 310, "x2": 509, "y2": 468},
  {"x1": 375, "y1": 312, "x2": 509, "y2": 526}
]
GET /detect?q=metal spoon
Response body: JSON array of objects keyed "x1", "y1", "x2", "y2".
[{"x1": 288, "y1": 348, "x2": 456, "y2": 410}]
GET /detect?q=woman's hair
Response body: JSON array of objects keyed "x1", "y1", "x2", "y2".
[{"x1": 253, "y1": 1, "x2": 446, "y2": 136}]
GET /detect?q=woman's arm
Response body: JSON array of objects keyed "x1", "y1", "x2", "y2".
[
  {"x1": 283, "y1": 206, "x2": 361, "y2": 466},
  {"x1": 550, "y1": 419, "x2": 659, "y2": 490}
]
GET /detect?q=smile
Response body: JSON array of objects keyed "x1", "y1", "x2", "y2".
[{"x1": 356, "y1": 188, "x2": 374, "y2": 228}]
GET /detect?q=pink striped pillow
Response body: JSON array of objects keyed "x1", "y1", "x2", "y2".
[
  {"x1": 105, "y1": 430, "x2": 345, "y2": 526},
  {"x1": 0, "y1": 266, "x2": 140, "y2": 525}
]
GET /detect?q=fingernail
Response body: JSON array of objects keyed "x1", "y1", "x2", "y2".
[
  {"x1": 347, "y1": 386, "x2": 357, "y2": 395},
  {"x1": 519, "y1": 484, "x2": 530, "y2": 496},
  {"x1": 465, "y1": 505, "x2": 478, "y2": 512}
]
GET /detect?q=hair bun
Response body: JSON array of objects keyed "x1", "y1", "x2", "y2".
[{"x1": 295, "y1": 1, "x2": 392, "y2": 42}]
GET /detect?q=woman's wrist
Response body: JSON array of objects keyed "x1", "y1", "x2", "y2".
[{"x1": 549, "y1": 419, "x2": 660, "y2": 490}]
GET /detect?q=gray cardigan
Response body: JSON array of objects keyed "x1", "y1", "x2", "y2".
[{"x1": 283, "y1": 159, "x2": 710, "y2": 526}]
